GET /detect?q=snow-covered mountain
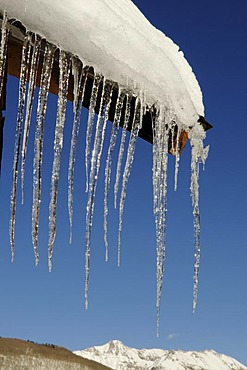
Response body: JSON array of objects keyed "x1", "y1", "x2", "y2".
[{"x1": 74, "y1": 340, "x2": 247, "y2": 370}]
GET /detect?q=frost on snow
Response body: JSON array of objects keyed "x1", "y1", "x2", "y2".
[{"x1": 0, "y1": 0, "x2": 209, "y2": 333}]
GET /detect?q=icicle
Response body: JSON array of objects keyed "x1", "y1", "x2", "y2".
[
  {"x1": 117, "y1": 97, "x2": 142, "y2": 267},
  {"x1": 103, "y1": 88, "x2": 125, "y2": 261},
  {"x1": 68, "y1": 60, "x2": 88, "y2": 244},
  {"x1": 0, "y1": 11, "x2": 9, "y2": 100},
  {"x1": 141, "y1": 89, "x2": 147, "y2": 116},
  {"x1": 151, "y1": 108, "x2": 158, "y2": 218},
  {"x1": 48, "y1": 50, "x2": 71, "y2": 272},
  {"x1": 174, "y1": 127, "x2": 181, "y2": 191},
  {"x1": 114, "y1": 94, "x2": 132, "y2": 209},
  {"x1": 21, "y1": 34, "x2": 41, "y2": 204},
  {"x1": 85, "y1": 73, "x2": 102, "y2": 193},
  {"x1": 32, "y1": 42, "x2": 55, "y2": 265},
  {"x1": 191, "y1": 161, "x2": 200, "y2": 314},
  {"x1": 171, "y1": 124, "x2": 175, "y2": 154},
  {"x1": 189, "y1": 123, "x2": 209, "y2": 313},
  {"x1": 85, "y1": 80, "x2": 113, "y2": 310},
  {"x1": 152, "y1": 107, "x2": 170, "y2": 337},
  {"x1": 9, "y1": 33, "x2": 32, "y2": 262}
]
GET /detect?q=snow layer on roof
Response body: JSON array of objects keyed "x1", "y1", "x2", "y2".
[{"x1": 0, "y1": 0, "x2": 204, "y2": 127}]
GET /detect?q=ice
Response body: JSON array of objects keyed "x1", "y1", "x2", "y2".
[
  {"x1": 151, "y1": 107, "x2": 170, "y2": 337},
  {"x1": 170, "y1": 124, "x2": 175, "y2": 154},
  {"x1": 103, "y1": 88, "x2": 125, "y2": 261},
  {"x1": 9, "y1": 33, "x2": 31, "y2": 262},
  {"x1": 48, "y1": 50, "x2": 71, "y2": 272},
  {"x1": 85, "y1": 73, "x2": 102, "y2": 193},
  {"x1": 0, "y1": 10, "x2": 8, "y2": 100},
  {"x1": 68, "y1": 59, "x2": 88, "y2": 244},
  {"x1": 117, "y1": 97, "x2": 143, "y2": 267},
  {"x1": 174, "y1": 127, "x2": 181, "y2": 191},
  {"x1": 114, "y1": 93, "x2": 132, "y2": 209},
  {"x1": 32, "y1": 42, "x2": 55, "y2": 265},
  {"x1": 85, "y1": 80, "x2": 113, "y2": 309},
  {"x1": 21, "y1": 34, "x2": 41, "y2": 204},
  {"x1": 189, "y1": 123, "x2": 209, "y2": 312}
]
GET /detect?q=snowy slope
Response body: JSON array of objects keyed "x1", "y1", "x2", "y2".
[
  {"x1": 74, "y1": 340, "x2": 247, "y2": 370},
  {"x1": 149, "y1": 350, "x2": 246, "y2": 370},
  {"x1": 0, "y1": 0, "x2": 203, "y2": 127},
  {"x1": 75, "y1": 340, "x2": 165, "y2": 369}
]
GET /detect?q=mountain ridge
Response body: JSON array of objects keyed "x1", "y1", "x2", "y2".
[{"x1": 74, "y1": 339, "x2": 247, "y2": 370}]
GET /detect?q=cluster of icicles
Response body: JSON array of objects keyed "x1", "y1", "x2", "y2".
[{"x1": 0, "y1": 12, "x2": 209, "y2": 335}]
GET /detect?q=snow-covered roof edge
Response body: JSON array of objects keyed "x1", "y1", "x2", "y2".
[{"x1": 0, "y1": 0, "x2": 204, "y2": 128}]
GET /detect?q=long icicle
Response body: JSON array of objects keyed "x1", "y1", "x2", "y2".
[
  {"x1": 32, "y1": 42, "x2": 55, "y2": 265},
  {"x1": 156, "y1": 127, "x2": 169, "y2": 338},
  {"x1": 191, "y1": 159, "x2": 200, "y2": 314},
  {"x1": 103, "y1": 88, "x2": 125, "y2": 261},
  {"x1": 68, "y1": 59, "x2": 88, "y2": 244},
  {"x1": 9, "y1": 33, "x2": 32, "y2": 262},
  {"x1": 114, "y1": 93, "x2": 132, "y2": 209},
  {"x1": 85, "y1": 73, "x2": 102, "y2": 193},
  {"x1": 21, "y1": 34, "x2": 41, "y2": 204},
  {"x1": 48, "y1": 50, "x2": 71, "y2": 272},
  {"x1": 85, "y1": 80, "x2": 113, "y2": 310},
  {"x1": 152, "y1": 112, "x2": 161, "y2": 336},
  {"x1": 152, "y1": 107, "x2": 170, "y2": 337},
  {"x1": 117, "y1": 97, "x2": 143, "y2": 267},
  {"x1": 189, "y1": 124, "x2": 209, "y2": 313},
  {"x1": 0, "y1": 11, "x2": 9, "y2": 100}
]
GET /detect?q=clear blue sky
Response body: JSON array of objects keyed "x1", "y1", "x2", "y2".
[{"x1": 0, "y1": 0, "x2": 247, "y2": 366}]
